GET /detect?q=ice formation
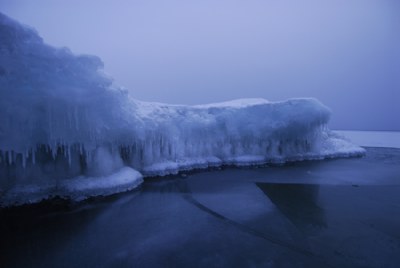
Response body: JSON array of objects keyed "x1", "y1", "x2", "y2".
[{"x1": 0, "y1": 13, "x2": 365, "y2": 206}]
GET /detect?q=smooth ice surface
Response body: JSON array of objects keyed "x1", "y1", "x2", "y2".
[
  {"x1": 1, "y1": 147, "x2": 399, "y2": 267},
  {"x1": 0, "y1": 13, "x2": 364, "y2": 206},
  {"x1": 335, "y1": 130, "x2": 400, "y2": 149}
]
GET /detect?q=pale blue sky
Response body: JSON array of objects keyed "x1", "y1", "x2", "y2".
[{"x1": 1, "y1": 0, "x2": 399, "y2": 130}]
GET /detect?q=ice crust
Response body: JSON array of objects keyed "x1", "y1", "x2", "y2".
[{"x1": 0, "y1": 13, "x2": 365, "y2": 206}]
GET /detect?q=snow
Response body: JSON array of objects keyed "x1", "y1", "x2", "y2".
[
  {"x1": 334, "y1": 131, "x2": 400, "y2": 149},
  {"x1": 0, "y1": 13, "x2": 365, "y2": 206},
  {"x1": 194, "y1": 98, "x2": 270, "y2": 108}
]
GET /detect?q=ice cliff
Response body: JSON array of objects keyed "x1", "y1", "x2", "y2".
[{"x1": 0, "y1": 13, "x2": 364, "y2": 206}]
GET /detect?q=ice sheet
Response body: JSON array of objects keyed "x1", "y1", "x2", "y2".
[{"x1": 334, "y1": 131, "x2": 400, "y2": 149}]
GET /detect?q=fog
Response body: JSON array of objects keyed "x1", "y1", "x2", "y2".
[{"x1": 1, "y1": 0, "x2": 399, "y2": 131}]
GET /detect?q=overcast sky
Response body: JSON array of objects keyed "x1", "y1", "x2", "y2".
[{"x1": 1, "y1": 0, "x2": 399, "y2": 130}]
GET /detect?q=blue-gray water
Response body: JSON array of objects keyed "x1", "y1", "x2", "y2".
[{"x1": 1, "y1": 147, "x2": 400, "y2": 267}]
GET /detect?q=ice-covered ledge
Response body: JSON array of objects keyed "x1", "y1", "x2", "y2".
[
  {"x1": 0, "y1": 97, "x2": 366, "y2": 207},
  {"x1": 0, "y1": 12, "x2": 365, "y2": 207}
]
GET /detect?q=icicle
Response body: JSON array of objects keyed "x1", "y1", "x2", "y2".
[
  {"x1": 22, "y1": 150, "x2": 27, "y2": 168},
  {"x1": 67, "y1": 145, "x2": 71, "y2": 166},
  {"x1": 51, "y1": 144, "x2": 57, "y2": 159},
  {"x1": 74, "y1": 106, "x2": 79, "y2": 131},
  {"x1": 32, "y1": 148, "x2": 36, "y2": 165},
  {"x1": 7, "y1": 151, "x2": 12, "y2": 165},
  {"x1": 86, "y1": 149, "x2": 91, "y2": 164},
  {"x1": 63, "y1": 144, "x2": 67, "y2": 158}
]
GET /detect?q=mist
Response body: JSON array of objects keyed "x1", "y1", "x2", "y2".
[{"x1": 1, "y1": 0, "x2": 399, "y2": 130}]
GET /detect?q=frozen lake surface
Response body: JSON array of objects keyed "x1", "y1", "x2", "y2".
[
  {"x1": 1, "y1": 144, "x2": 400, "y2": 267},
  {"x1": 335, "y1": 130, "x2": 400, "y2": 149}
]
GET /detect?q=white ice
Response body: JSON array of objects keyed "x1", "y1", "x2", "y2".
[{"x1": 0, "y1": 13, "x2": 365, "y2": 206}]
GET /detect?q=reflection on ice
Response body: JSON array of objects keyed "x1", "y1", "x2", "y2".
[{"x1": 257, "y1": 183, "x2": 326, "y2": 231}]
